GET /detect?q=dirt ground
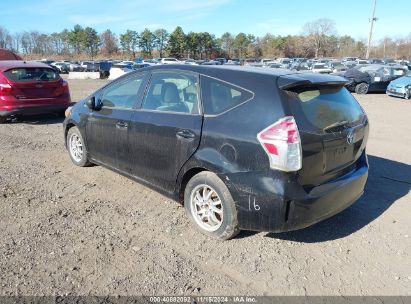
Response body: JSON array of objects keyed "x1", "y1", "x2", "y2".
[{"x1": 0, "y1": 75, "x2": 410, "y2": 296}]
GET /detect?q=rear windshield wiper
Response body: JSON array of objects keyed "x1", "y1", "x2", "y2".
[{"x1": 323, "y1": 120, "x2": 349, "y2": 132}]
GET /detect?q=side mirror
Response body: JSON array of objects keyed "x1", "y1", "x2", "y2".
[
  {"x1": 86, "y1": 96, "x2": 102, "y2": 111},
  {"x1": 86, "y1": 96, "x2": 95, "y2": 110}
]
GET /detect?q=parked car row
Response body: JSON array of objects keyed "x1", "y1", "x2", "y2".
[
  {"x1": 228, "y1": 57, "x2": 410, "y2": 98},
  {"x1": 37, "y1": 59, "x2": 150, "y2": 79}
]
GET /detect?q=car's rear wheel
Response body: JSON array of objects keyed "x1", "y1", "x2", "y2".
[
  {"x1": 184, "y1": 171, "x2": 240, "y2": 240},
  {"x1": 0, "y1": 116, "x2": 7, "y2": 124},
  {"x1": 355, "y1": 82, "x2": 369, "y2": 94},
  {"x1": 67, "y1": 126, "x2": 91, "y2": 167}
]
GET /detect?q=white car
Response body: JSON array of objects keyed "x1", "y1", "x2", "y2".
[
  {"x1": 160, "y1": 58, "x2": 180, "y2": 64},
  {"x1": 311, "y1": 63, "x2": 332, "y2": 74},
  {"x1": 108, "y1": 63, "x2": 133, "y2": 80},
  {"x1": 183, "y1": 59, "x2": 198, "y2": 65},
  {"x1": 142, "y1": 60, "x2": 159, "y2": 66},
  {"x1": 260, "y1": 58, "x2": 275, "y2": 66}
]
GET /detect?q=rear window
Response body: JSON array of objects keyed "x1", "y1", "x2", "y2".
[
  {"x1": 284, "y1": 86, "x2": 364, "y2": 130},
  {"x1": 392, "y1": 69, "x2": 406, "y2": 76},
  {"x1": 201, "y1": 76, "x2": 254, "y2": 115},
  {"x1": 4, "y1": 68, "x2": 59, "y2": 82}
]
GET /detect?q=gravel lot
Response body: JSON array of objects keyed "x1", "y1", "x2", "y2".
[{"x1": 0, "y1": 75, "x2": 410, "y2": 296}]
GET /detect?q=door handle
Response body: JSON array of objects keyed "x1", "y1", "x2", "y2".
[
  {"x1": 116, "y1": 121, "x2": 128, "y2": 130},
  {"x1": 176, "y1": 129, "x2": 196, "y2": 140}
]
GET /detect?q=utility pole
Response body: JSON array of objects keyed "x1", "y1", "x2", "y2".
[{"x1": 366, "y1": 0, "x2": 377, "y2": 59}]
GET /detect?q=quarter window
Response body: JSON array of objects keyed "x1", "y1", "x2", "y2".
[
  {"x1": 142, "y1": 72, "x2": 199, "y2": 114},
  {"x1": 201, "y1": 76, "x2": 253, "y2": 115},
  {"x1": 101, "y1": 75, "x2": 144, "y2": 109}
]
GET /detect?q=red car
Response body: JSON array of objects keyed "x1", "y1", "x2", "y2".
[{"x1": 0, "y1": 61, "x2": 71, "y2": 123}]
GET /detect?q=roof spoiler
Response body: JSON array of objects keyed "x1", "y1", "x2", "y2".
[{"x1": 278, "y1": 74, "x2": 348, "y2": 90}]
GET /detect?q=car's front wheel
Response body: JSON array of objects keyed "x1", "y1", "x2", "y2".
[
  {"x1": 66, "y1": 126, "x2": 91, "y2": 167},
  {"x1": 355, "y1": 82, "x2": 369, "y2": 94},
  {"x1": 405, "y1": 89, "x2": 410, "y2": 100},
  {"x1": 184, "y1": 171, "x2": 240, "y2": 240},
  {"x1": 0, "y1": 116, "x2": 7, "y2": 124}
]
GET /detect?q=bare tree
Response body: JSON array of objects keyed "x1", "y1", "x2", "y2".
[
  {"x1": 100, "y1": 29, "x2": 118, "y2": 56},
  {"x1": 303, "y1": 18, "x2": 336, "y2": 57},
  {"x1": 0, "y1": 26, "x2": 11, "y2": 49},
  {"x1": 220, "y1": 32, "x2": 234, "y2": 58}
]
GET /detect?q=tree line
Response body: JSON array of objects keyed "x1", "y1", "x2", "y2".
[{"x1": 0, "y1": 19, "x2": 410, "y2": 60}]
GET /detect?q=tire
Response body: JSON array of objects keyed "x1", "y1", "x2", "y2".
[
  {"x1": 66, "y1": 126, "x2": 91, "y2": 167},
  {"x1": 355, "y1": 82, "x2": 369, "y2": 94},
  {"x1": 184, "y1": 171, "x2": 240, "y2": 240},
  {"x1": 405, "y1": 90, "x2": 410, "y2": 100},
  {"x1": 0, "y1": 116, "x2": 7, "y2": 124}
]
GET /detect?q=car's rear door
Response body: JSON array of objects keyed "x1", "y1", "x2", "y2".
[
  {"x1": 86, "y1": 72, "x2": 147, "y2": 172},
  {"x1": 127, "y1": 70, "x2": 202, "y2": 193},
  {"x1": 279, "y1": 79, "x2": 369, "y2": 187}
]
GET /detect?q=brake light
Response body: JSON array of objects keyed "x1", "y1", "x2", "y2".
[
  {"x1": 0, "y1": 83, "x2": 12, "y2": 90},
  {"x1": 0, "y1": 74, "x2": 12, "y2": 96},
  {"x1": 257, "y1": 116, "x2": 302, "y2": 172},
  {"x1": 0, "y1": 83, "x2": 12, "y2": 95},
  {"x1": 55, "y1": 80, "x2": 69, "y2": 96},
  {"x1": 62, "y1": 80, "x2": 69, "y2": 93}
]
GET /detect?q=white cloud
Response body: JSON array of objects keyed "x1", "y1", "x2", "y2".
[
  {"x1": 256, "y1": 19, "x2": 302, "y2": 36},
  {"x1": 161, "y1": 0, "x2": 232, "y2": 12},
  {"x1": 68, "y1": 15, "x2": 124, "y2": 26}
]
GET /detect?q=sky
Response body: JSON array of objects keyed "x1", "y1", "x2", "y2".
[{"x1": 0, "y1": 0, "x2": 410, "y2": 42}]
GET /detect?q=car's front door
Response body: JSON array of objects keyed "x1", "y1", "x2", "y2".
[
  {"x1": 127, "y1": 70, "x2": 203, "y2": 193},
  {"x1": 86, "y1": 73, "x2": 146, "y2": 172}
]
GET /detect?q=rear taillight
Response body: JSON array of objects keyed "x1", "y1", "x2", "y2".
[
  {"x1": 55, "y1": 80, "x2": 69, "y2": 96},
  {"x1": 62, "y1": 80, "x2": 69, "y2": 93},
  {"x1": 0, "y1": 83, "x2": 12, "y2": 95},
  {"x1": 257, "y1": 116, "x2": 302, "y2": 172}
]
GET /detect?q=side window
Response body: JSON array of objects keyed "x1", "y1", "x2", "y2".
[
  {"x1": 201, "y1": 76, "x2": 254, "y2": 115},
  {"x1": 142, "y1": 72, "x2": 199, "y2": 114},
  {"x1": 101, "y1": 75, "x2": 144, "y2": 109}
]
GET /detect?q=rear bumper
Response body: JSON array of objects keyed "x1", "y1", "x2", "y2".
[
  {"x1": 281, "y1": 165, "x2": 367, "y2": 232},
  {"x1": 0, "y1": 103, "x2": 70, "y2": 117},
  {"x1": 223, "y1": 152, "x2": 369, "y2": 232}
]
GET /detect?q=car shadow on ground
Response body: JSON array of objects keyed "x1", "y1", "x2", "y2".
[
  {"x1": 262, "y1": 155, "x2": 411, "y2": 243},
  {"x1": 6, "y1": 114, "x2": 65, "y2": 125}
]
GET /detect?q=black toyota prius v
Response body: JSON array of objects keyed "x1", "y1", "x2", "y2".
[{"x1": 64, "y1": 65, "x2": 369, "y2": 240}]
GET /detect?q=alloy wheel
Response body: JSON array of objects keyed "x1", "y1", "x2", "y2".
[
  {"x1": 190, "y1": 184, "x2": 223, "y2": 232},
  {"x1": 69, "y1": 133, "x2": 84, "y2": 162}
]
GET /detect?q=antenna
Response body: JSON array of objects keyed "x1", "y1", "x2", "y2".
[{"x1": 366, "y1": 0, "x2": 377, "y2": 59}]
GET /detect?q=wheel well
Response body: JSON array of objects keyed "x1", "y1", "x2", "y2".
[
  {"x1": 178, "y1": 167, "x2": 207, "y2": 205},
  {"x1": 64, "y1": 123, "x2": 76, "y2": 145}
]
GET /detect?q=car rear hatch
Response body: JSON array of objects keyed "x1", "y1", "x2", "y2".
[
  {"x1": 3, "y1": 67, "x2": 64, "y2": 100},
  {"x1": 278, "y1": 73, "x2": 369, "y2": 187}
]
